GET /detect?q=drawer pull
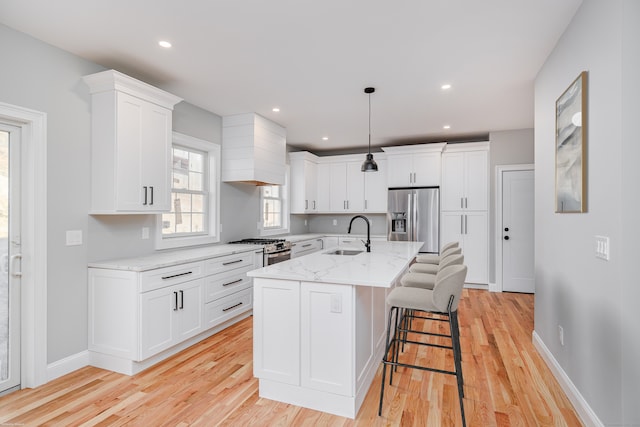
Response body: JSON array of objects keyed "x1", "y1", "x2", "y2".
[
  {"x1": 161, "y1": 271, "x2": 193, "y2": 280},
  {"x1": 179, "y1": 290, "x2": 184, "y2": 309},
  {"x1": 222, "y1": 302, "x2": 243, "y2": 312},
  {"x1": 222, "y1": 259, "x2": 243, "y2": 266},
  {"x1": 302, "y1": 244, "x2": 312, "y2": 248},
  {"x1": 173, "y1": 291, "x2": 179, "y2": 311},
  {"x1": 223, "y1": 278, "x2": 243, "y2": 287}
]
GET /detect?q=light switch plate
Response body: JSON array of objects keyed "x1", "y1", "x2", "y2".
[
  {"x1": 141, "y1": 227, "x2": 150, "y2": 239},
  {"x1": 595, "y1": 235, "x2": 610, "y2": 260},
  {"x1": 66, "y1": 230, "x2": 82, "y2": 246},
  {"x1": 330, "y1": 294, "x2": 342, "y2": 313}
]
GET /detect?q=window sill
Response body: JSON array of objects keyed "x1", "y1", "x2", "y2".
[{"x1": 155, "y1": 234, "x2": 220, "y2": 250}]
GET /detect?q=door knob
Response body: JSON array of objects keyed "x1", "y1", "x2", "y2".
[{"x1": 504, "y1": 236, "x2": 510, "y2": 240}]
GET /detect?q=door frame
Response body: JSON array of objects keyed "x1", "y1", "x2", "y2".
[
  {"x1": 495, "y1": 164, "x2": 534, "y2": 293},
  {"x1": 0, "y1": 101, "x2": 48, "y2": 388}
]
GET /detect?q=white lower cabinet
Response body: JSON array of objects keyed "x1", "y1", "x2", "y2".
[
  {"x1": 89, "y1": 249, "x2": 255, "y2": 375},
  {"x1": 441, "y1": 211, "x2": 488, "y2": 284},
  {"x1": 300, "y1": 282, "x2": 353, "y2": 396},
  {"x1": 290, "y1": 238, "x2": 323, "y2": 258},
  {"x1": 140, "y1": 278, "x2": 203, "y2": 360},
  {"x1": 253, "y1": 277, "x2": 390, "y2": 417}
]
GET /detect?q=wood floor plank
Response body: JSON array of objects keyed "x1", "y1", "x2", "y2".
[{"x1": 0, "y1": 289, "x2": 583, "y2": 426}]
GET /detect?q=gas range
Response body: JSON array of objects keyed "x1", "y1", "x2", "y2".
[{"x1": 229, "y1": 238, "x2": 291, "y2": 254}]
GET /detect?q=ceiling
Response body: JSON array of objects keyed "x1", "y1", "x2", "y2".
[{"x1": 0, "y1": 0, "x2": 582, "y2": 153}]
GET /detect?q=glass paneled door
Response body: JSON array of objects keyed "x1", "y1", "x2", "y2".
[{"x1": 0, "y1": 124, "x2": 21, "y2": 395}]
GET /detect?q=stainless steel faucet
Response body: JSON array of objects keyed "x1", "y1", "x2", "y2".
[{"x1": 347, "y1": 215, "x2": 371, "y2": 252}]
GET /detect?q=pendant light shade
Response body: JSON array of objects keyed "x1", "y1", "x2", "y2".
[{"x1": 362, "y1": 87, "x2": 378, "y2": 172}]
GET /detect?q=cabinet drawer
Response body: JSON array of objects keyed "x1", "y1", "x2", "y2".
[
  {"x1": 140, "y1": 261, "x2": 204, "y2": 293},
  {"x1": 204, "y1": 288, "x2": 252, "y2": 328},
  {"x1": 204, "y1": 252, "x2": 254, "y2": 276},
  {"x1": 204, "y1": 267, "x2": 253, "y2": 303}
]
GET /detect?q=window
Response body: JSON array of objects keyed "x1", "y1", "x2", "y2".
[
  {"x1": 156, "y1": 132, "x2": 220, "y2": 249},
  {"x1": 260, "y1": 168, "x2": 289, "y2": 236}
]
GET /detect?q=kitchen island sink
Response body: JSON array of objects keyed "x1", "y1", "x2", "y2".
[
  {"x1": 324, "y1": 249, "x2": 363, "y2": 256},
  {"x1": 248, "y1": 241, "x2": 423, "y2": 418}
]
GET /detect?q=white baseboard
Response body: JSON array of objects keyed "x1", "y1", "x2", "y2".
[
  {"x1": 488, "y1": 282, "x2": 499, "y2": 292},
  {"x1": 532, "y1": 331, "x2": 604, "y2": 427},
  {"x1": 47, "y1": 350, "x2": 90, "y2": 382},
  {"x1": 463, "y1": 283, "x2": 488, "y2": 290}
]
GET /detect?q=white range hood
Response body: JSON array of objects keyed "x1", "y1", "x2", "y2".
[{"x1": 222, "y1": 113, "x2": 286, "y2": 186}]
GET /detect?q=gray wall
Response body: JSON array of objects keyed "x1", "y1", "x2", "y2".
[
  {"x1": 534, "y1": 0, "x2": 639, "y2": 424},
  {"x1": 488, "y1": 129, "x2": 535, "y2": 284},
  {"x1": 307, "y1": 214, "x2": 387, "y2": 236},
  {"x1": 0, "y1": 23, "x2": 276, "y2": 364}
]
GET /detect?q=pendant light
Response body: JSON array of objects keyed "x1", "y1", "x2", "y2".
[{"x1": 361, "y1": 87, "x2": 378, "y2": 172}]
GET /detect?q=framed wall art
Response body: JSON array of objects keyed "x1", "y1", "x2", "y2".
[{"x1": 555, "y1": 71, "x2": 587, "y2": 213}]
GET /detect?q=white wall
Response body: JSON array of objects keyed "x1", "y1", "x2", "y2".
[
  {"x1": 488, "y1": 129, "x2": 534, "y2": 284},
  {"x1": 534, "y1": 1, "x2": 639, "y2": 424},
  {"x1": 0, "y1": 23, "x2": 283, "y2": 366}
]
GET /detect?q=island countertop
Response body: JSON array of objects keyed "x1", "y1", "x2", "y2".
[{"x1": 248, "y1": 240, "x2": 424, "y2": 288}]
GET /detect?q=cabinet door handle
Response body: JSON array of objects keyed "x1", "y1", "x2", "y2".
[
  {"x1": 302, "y1": 243, "x2": 312, "y2": 248},
  {"x1": 461, "y1": 197, "x2": 464, "y2": 209},
  {"x1": 222, "y1": 302, "x2": 243, "y2": 312},
  {"x1": 305, "y1": 200, "x2": 308, "y2": 210},
  {"x1": 179, "y1": 290, "x2": 184, "y2": 309},
  {"x1": 162, "y1": 271, "x2": 193, "y2": 280},
  {"x1": 143, "y1": 186, "x2": 148, "y2": 205},
  {"x1": 173, "y1": 291, "x2": 179, "y2": 311},
  {"x1": 313, "y1": 200, "x2": 316, "y2": 210},
  {"x1": 465, "y1": 215, "x2": 468, "y2": 234},
  {"x1": 223, "y1": 278, "x2": 243, "y2": 287},
  {"x1": 365, "y1": 200, "x2": 368, "y2": 210},
  {"x1": 222, "y1": 259, "x2": 243, "y2": 266},
  {"x1": 150, "y1": 186, "x2": 154, "y2": 205},
  {"x1": 460, "y1": 215, "x2": 464, "y2": 234}
]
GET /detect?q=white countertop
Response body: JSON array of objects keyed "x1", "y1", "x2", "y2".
[
  {"x1": 248, "y1": 240, "x2": 423, "y2": 288},
  {"x1": 88, "y1": 244, "x2": 259, "y2": 272}
]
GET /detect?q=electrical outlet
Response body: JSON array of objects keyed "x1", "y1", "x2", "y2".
[
  {"x1": 304, "y1": 219, "x2": 308, "y2": 226},
  {"x1": 141, "y1": 227, "x2": 150, "y2": 239},
  {"x1": 66, "y1": 230, "x2": 83, "y2": 246},
  {"x1": 558, "y1": 325, "x2": 564, "y2": 346},
  {"x1": 333, "y1": 219, "x2": 338, "y2": 226},
  {"x1": 595, "y1": 235, "x2": 610, "y2": 260}
]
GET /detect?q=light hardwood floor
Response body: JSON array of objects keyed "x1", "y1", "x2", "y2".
[{"x1": 0, "y1": 289, "x2": 582, "y2": 426}]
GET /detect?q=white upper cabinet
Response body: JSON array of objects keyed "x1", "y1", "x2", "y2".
[
  {"x1": 328, "y1": 160, "x2": 365, "y2": 213},
  {"x1": 290, "y1": 152, "x2": 319, "y2": 213},
  {"x1": 84, "y1": 70, "x2": 182, "y2": 214},
  {"x1": 441, "y1": 142, "x2": 489, "y2": 211},
  {"x1": 222, "y1": 113, "x2": 286, "y2": 185},
  {"x1": 364, "y1": 158, "x2": 387, "y2": 212},
  {"x1": 382, "y1": 143, "x2": 446, "y2": 188}
]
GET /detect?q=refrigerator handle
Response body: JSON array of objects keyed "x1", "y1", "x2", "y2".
[
  {"x1": 460, "y1": 215, "x2": 464, "y2": 234},
  {"x1": 413, "y1": 193, "x2": 418, "y2": 241},
  {"x1": 407, "y1": 193, "x2": 412, "y2": 239}
]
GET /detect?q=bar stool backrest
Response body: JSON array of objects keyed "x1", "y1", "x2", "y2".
[
  {"x1": 433, "y1": 265, "x2": 467, "y2": 312},
  {"x1": 440, "y1": 246, "x2": 462, "y2": 259},
  {"x1": 441, "y1": 241, "x2": 459, "y2": 253},
  {"x1": 439, "y1": 254, "x2": 464, "y2": 270}
]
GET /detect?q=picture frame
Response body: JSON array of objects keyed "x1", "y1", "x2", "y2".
[{"x1": 555, "y1": 71, "x2": 587, "y2": 213}]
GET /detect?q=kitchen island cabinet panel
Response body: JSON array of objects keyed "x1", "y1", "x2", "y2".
[
  {"x1": 301, "y1": 282, "x2": 353, "y2": 396},
  {"x1": 253, "y1": 279, "x2": 300, "y2": 385}
]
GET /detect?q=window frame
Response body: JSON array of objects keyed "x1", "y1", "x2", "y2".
[
  {"x1": 260, "y1": 166, "x2": 290, "y2": 236},
  {"x1": 155, "y1": 132, "x2": 221, "y2": 249}
]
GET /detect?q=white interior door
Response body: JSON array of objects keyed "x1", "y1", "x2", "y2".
[
  {"x1": 0, "y1": 123, "x2": 21, "y2": 395},
  {"x1": 501, "y1": 169, "x2": 534, "y2": 293}
]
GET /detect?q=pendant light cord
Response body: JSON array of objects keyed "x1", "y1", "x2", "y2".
[{"x1": 368, "y1": 91, "x2": 372, "y2": 154}]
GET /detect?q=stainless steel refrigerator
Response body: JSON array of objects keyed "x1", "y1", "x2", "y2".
[{"x1": 387, "y1": 187, "x2": 439, "y2": 253}]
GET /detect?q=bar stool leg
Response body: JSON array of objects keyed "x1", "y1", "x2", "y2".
[
  {"x1": 379, "y1": 306, "x2": 398, "y2": 416},
  {"x1": 449, "y1": 309, "x2": 466, "y2": 426}
]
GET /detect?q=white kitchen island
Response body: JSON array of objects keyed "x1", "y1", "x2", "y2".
[{"x1": 248, "y1": 240, "x2": 423, "y2": 418}]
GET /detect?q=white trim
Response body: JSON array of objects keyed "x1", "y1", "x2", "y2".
[
  {"x1": 495, "y1": 163, "x2": 534, "y2": 293},
  {"x1": 155, "y1": 132, "x2": 221, "y2": 250},
  {"x1": 260, "y1": 166, "x2": 290, "y2": 237},
  {"x1": 532, "y1": 331, "x2": 604, "y2": 427},
  {"x1": 46, "y1": 351, "x2": 90, "y2": 382},
  {"x1": 0, "y1": 102, "x2": 48, "y2": 388}
]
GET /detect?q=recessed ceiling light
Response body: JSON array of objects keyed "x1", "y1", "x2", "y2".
[
  {"x1": 443, "y1": 125, "x2": 451, "y2": 129},
  {"x1": 272, "y1": 107, "x2": 280, "y2": 112},
  {"x1": 322, "y1": 136, "x2": 329, "y2": 141},
  {"x1": 158, "y1": 40, "x2": 172, "y2": 48},
  {"x1": 441, "y1": 84, "x2": 451, "y2": 90}
]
